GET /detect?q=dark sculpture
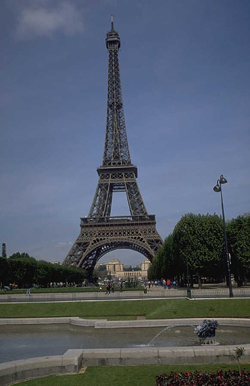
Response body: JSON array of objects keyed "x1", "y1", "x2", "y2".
[{"x1": 194, "y1": 320, "x2": 218, "y2": 345}]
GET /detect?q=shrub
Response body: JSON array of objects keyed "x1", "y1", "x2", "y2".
[{"x1": 156, "y1": 369, "x2": 250, "y2": 385}]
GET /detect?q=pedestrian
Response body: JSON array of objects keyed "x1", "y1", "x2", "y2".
[
  {"x1": 166, "y1": 279, "x2": 171, "y2": 289},
  {"x1": 106, "y1": 282, "x2": 111, "y2": 295},
  {"x1": 26, "y1": 285, "x2": 31, "y2": 296},
  {"x1": 111, "y1": 282, "x2": 115, "y2": 293}
]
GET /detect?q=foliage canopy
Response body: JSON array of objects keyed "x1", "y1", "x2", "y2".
[
  {"x1": 149, "y1": 213, "x2": 250, "y2": 287},
  {"x1": 0, "y1": 252, "x2": 86, "y2": 288}
]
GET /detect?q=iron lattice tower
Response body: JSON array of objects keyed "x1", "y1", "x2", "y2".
[{"x1": 63, "y1": 17, "x2": 163, "y2": 274}]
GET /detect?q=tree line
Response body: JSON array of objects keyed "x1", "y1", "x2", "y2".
[
  {"x1": 0, "y1": 252, "x2": 86, "y2": 289},
  {"x1": 148, "y1": 213, "x2": 250, "y2": 287}
]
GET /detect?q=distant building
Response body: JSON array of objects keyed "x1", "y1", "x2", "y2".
[
  {"x1": 51, "y1": 261, "x2": 61, "y2": 265},
  {"x1": 104, "y1": 258, "x2": 151, "y2": 281},
  {"x1": 141, "y1": 259, "x2": 151, "y2": 271}
]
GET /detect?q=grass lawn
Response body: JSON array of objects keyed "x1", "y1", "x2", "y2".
[
  {"x1": 0, "y1": 298, "x2": 250, "y2": 319},
  {"x1": 15, "y1": 364, "x2": 250, "y2": 386}
]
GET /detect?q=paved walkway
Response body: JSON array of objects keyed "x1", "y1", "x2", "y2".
[{"x1": 0, "y1": 286, "x2": 250, "y2": 303}]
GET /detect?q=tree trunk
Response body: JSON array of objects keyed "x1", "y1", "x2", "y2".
[{"x1": 197, "y1": 273, "x2": 202, "y2": 289}]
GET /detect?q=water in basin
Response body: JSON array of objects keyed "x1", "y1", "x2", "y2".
[{"x1": 0, "y1": 324, "x2": 249, "y2": 363}]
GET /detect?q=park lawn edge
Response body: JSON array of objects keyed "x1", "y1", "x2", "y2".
[
  {"x1": 14, "y1": 364, "x2": 250, "y2": 386},
  {"x1": 0, "y1": 299, "x2": 250, "y2": 319}
]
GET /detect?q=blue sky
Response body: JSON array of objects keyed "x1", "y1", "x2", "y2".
[{"x1": 1, "y1": 0, "x2": 250, "y2": 266}]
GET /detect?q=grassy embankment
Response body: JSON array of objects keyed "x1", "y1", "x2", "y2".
[
  {"x1": 0, "y1": 298, "x2": 250, "y2": 319},
  {"x1": 14, "y1": 364, "x2": 250, "y2": 386}
]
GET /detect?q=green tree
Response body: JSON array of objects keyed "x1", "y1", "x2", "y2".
[
  {"x1": 159, "y1": 233, "x2": 176, "y2": 280},
  {"x1": 96, "y1": 265, "x2": 107, "y2": 281},
  {"x1": 227, "y1": 214, "x2": 250, "y2": 285},
  {"x1": 150, "y1": 234, "x2": 178, "y2": 282},
  {"x1": 9, "y1": 252, "x2": 32, "y2": 259},
  {"x1": 63, "y1": 266, "x2": 85, "y2": 285},
  {"x1": 0, "y1": 257, "x2": 10, "y2": 287},
  {"x1": 148, "y1": 258, "x2": 159, "y2": 281},
  {"x1": 50, "y1": 264, "x2": 63, "y2": 285},
  {"x1": 8, "y1": 257, "x2": 37, "y2": 288},
  {"x1": 45, "y1": 264, "x2": 86, "y2": 287},
  {"x1": 97, "y1": 265, "x2": 107, "y2": 272},
  {"x1": 34, "y1": 260, "x2": 54, "y2": 287},
  {"x1": 173, "y1": 213, "x2": 225, "y2": 288}
]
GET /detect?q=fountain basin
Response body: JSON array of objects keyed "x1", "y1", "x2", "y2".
[
  {"x1": 0, "y1": 317, "x2": 250, "y2": 362},
  {"x1": 0, "y1": 318, "x2": 250, "y2": 386}
]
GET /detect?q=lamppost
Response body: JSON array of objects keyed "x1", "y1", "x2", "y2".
[
  {"x1": 184, "y1": 225, "x2": 191, "y2": 298},
  {"x1": 213, "y1": 175, "x2": 233, "y2": 298}
]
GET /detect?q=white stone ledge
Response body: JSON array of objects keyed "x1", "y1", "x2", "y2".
[
  {"x1": 1, "y1": 344, "x2": 250, "y2": 385},
  {"x1": 82, "y1": 348, "x2": 121, "y2": 359},
  {"x1": 0, "y1": 317, "x2": 97, "y2": 326},
  {"x1": 1, "y1": 317, "x2": 250, "y2": 329},
  {"x1": 63, "y1": 349, "x2": 83, "y2": 372},
  {"x1": 69, "y1": 317, "x2": 97, "y2": 326},
  {"x1": 0, "y1": 350, "x2": 82, "y2": 386},
  {"x1": 0, "y1": 318, "x2": 70, "y2": 325},
  {"x1": 14, "y1": 356, "x2": 63, "y2": 372},
  {"x1": 94, "y1": 318, "x2": 250, "y2": 329},
  {"x1": 81, "y1": 344, "x2": 250, "y2": 366}
]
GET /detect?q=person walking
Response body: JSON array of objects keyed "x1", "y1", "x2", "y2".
[
  {"x1": 106, "y1": 282, "x2": 111, "y2": 295},
  {"x1": 26, "y1": 285, "x2": 31, "y2": 296}
]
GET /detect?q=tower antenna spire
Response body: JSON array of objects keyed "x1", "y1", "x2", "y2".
[{"x1": 111, "y1": 14, "x2": 114, "y2": 30}]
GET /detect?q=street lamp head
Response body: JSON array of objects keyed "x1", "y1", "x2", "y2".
[
  {"x1": 213, "y1": 183, "x2": 221, "y2": 193},
  {"x1": 220, "y1": 175, "x2": 227, "y2": 184}
]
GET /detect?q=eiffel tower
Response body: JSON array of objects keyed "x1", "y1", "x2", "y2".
[{"x1": 63, "y1": 17, "x2": 162, "y2": 275}]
